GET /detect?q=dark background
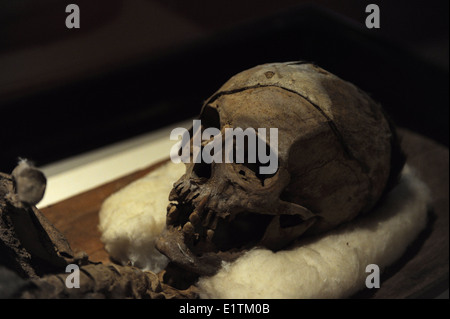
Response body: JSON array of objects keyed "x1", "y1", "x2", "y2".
[{"x1": 0, "y1": 0, "x2": 448, "y2": 172}]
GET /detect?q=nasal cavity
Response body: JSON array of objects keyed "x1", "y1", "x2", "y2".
[{"x1": 193, "y1": 162, "x2": 212, "y2": 179}]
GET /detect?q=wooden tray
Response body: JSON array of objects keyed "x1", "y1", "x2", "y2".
[{"x1": 40, "y1": 129, "x2": 449, "y2": 298}]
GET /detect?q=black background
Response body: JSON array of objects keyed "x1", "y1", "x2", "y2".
[{"x1": 0, "y1": 0, "x2": 448, "y2": 172}]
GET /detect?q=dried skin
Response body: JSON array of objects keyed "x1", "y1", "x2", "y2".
[
  {"x1": 1, "y1": 170, "x2": 197, "y2": 299},
  {"x1": 0, "y1": 172, "x2": 74, "y2": 279},
  {"x1": 20, "y1": 263, "x2": 198, "y2": 299}
]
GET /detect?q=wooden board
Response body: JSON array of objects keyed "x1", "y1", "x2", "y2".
[
  {"x1": 40, "y1": 159, "x2": 169, "y2": 264},
  {"x1": 40, "y1": 129, "x2": 449, "y2": 298}
]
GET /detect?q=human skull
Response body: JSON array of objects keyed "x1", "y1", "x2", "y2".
[{"x1": 156, "y1": 62, "x2": 401, "y2": 276}]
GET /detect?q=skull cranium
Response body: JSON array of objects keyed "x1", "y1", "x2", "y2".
[{"x1": 156, "y1": 62, "x2": 402, "y2": 276}]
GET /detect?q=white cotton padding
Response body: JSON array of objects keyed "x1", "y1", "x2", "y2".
[
  {"x1": 98, "y1": 162, "x2": 430, "y2": 298},
  {"x1": 98, "y1": 161, "x2": 185, "y2": 272},
  {"x1": 197, "y1": 165, "x2": 430, "y2": 298}
]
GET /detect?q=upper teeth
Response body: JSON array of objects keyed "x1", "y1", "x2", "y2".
[
  {"x1": 167, "y1": 204, "x2": 179, "y2": 224},
  {"x1": 182, "y1": 221, "x2": 195, "y2": 235},
  {"x1": 189, "y1": 212, "x2": 200, "y2": 225},
  {"x1": 206, "y1": 229, "x2": 215, "y2": 241}
]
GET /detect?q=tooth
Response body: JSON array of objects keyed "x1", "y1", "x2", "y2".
[
  {"x1": 186, "y1": 192, "x2": 200, "y2": 202},
  {"x1": 179, "y1": 184, "x2": 190, "y2": 198},
  {"x1": 206, "y1": 229, "x2": 214, "y2": 241},
  {"x1": 167, "y1": 205, "x2": 178, "y2": 224},
  {"x1": 169, "y1": 188, "x2": 178, "y2": 201},
  {"x1": 210, "y1": 215, "x2": 219, "y2": 230},
  {"x1": 189, "y1": 212, "x2": 200, "y2": 225},
  {"x1": 167, "y1": 202, "x2": 176, "y2": 211},
  {"x1": 174, "y1": 180, "x2": 183, "y2": 189},
  {"x1": 182, "y1": 222, "x2": 195, "y2": 235},
  {"x1": 195, "y1": 196, "x2": 209, "y2": 215},
  {"x1": 202, "y1": 210, "x2": 214, "y2": 227},
  {"x1": 168, "y1": 204, "x2": 177, "y2": 212}
]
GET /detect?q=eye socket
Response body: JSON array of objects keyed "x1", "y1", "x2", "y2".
[
  {"x1": 200, "y1": 105, "x2": 221, "y2": 130},
  {"x1": 181, "y1": 105, "x2": 220, "y2": 163},
  {"x1": 197, "y1": 106, "x2": 279, "y2": 185}
]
